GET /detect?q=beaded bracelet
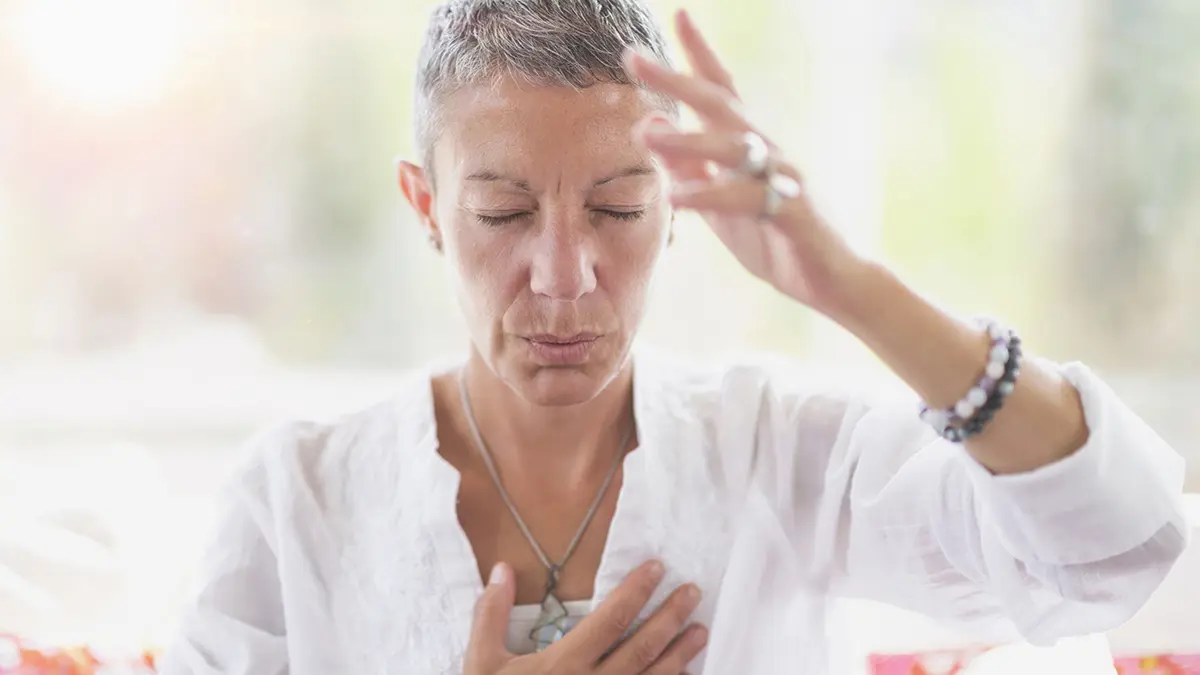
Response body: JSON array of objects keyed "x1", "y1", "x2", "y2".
[
  {"x1": 945, "y1": 337, "x2": 1022, "y2": 443},
  {"x1": 919, "y1": 318, "x2": 1023, "y2": 443}
]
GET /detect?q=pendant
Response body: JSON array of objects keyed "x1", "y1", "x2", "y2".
[{"x1": 529, "y1": 591, "x2": 571, "y2": 652}]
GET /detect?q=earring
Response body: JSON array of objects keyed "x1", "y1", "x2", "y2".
[{"x1": 428, "y1": 234, "x2": 442, "y2": 252}]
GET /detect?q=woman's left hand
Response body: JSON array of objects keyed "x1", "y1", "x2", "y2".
[{"x1": 625, "y1": 9, "x2": 864, "y2": 315}]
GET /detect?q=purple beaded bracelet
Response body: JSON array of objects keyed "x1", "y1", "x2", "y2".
[{"x1": 919, "y1": 317, "x2": 1022, "y2": 442}]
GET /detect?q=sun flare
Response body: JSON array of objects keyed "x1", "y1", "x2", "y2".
[{"x1": 14, "y1": 0, "x2": 185, "y2": 109}]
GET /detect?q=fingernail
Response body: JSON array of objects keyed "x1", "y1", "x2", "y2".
[
  {"x1": 647, "y1": 560, "x2": 665, "y2": 582},
  {"x1": 684, "y1": 584, "x2": 702, "y2": 604},
  {"x1": 489, "y1": 563, "x2": 508, "y2": 587},
  {"x1": 691, "y1": 625, "x2": 709, "y2": 646},
  {"x1": 636, "y1": 116, "x2": 674, "y2": 141}
]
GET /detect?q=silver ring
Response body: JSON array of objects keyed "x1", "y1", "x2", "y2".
[
  {"x1": 760, "y1": 172, "x2": 802, "y2": 221},
  {"x1": 738, "y1": 131, "x2": 771, "y2": 178}
]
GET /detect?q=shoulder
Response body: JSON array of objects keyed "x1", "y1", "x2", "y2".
[
  {"x1": 637, "y1": 347, "x2": 925, "y2": 486},
  {"x1": 224, "y1": 368, "x2": 439, "y2": 516},
  {"x1": 636, "y1": 347, "x2": 884, "y2": 428}
]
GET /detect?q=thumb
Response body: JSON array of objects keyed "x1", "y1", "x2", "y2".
[{"x1": 466, "y1": 562, "x2": 516, "y2": 670}]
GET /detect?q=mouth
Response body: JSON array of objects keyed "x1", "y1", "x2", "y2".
[
  {"x1": 520, "y1": 333, "x2": 601, "y2": 365},
  {"x1": 525, "y1": 333, "x2": 600, "y2": 345}
]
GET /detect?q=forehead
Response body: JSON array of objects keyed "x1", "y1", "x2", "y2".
[{"x1": 435, "y1": 78, "x2": 661, "y2": 178}]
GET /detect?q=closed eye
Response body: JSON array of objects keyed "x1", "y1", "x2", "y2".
[
  {"x1": 597, "y1": 209, "x2": 645, "y2": 222},
  {"x1": 475, "y1": 212, "x2": 531, "y2": 227},
  {"x1": 474, "y1": 209, "x2": 646, "y2": 227}
]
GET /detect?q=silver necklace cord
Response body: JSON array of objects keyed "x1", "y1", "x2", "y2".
[{"x1": 457, "y1": 368, "x2": 631, "y2": 597}]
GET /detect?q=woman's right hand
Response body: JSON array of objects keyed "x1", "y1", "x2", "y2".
[{"x1": 464, "y1": 560, "x2": 708, "y2": 675}]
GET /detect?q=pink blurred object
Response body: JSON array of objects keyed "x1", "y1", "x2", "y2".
[
  {"x1": 869, "y1": 650, "x2": 1200, "y2": 675},
  {"x1": 0, "y1": 633, "x2": 158, "y2": 675},
  {"x1": 1112, "y1": 655, "x2": 1200, "y2": 675},
  {"x1": 868, "y1": 646, "x2": 995, "y2": 675}
]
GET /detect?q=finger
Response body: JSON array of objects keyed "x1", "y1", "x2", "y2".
[
  {"x1": 640, "y1": 129, "x2": 754, "y2": 171},
  {"x1": 643, "y1": 625, "x2": 709, "y2": 675},
  {"x1": 551, "y1": 560, "x2": 666, "y2": 665},
  {"x1": 623, "y1": 50, "x2": 747, "y2": 130},
  {"x1": 638, "y1": 124, "x2": 802, "y2": 188},
  {"x1": 671, "y1": 173, "x2": 806, "y2": 219},
  {"x1": 465, "y1": 562, "x2": 516, "y2": 668},
  {"x1": 642, "y1": 128, "x2": 802, "y2": 184},
  {"x1": 674, "y1": 9, "x2": 738, "y2": 97},
  {"x1": 635, "y1": 117, "x2": 713, "y2": 184},
  {"x1": 596, "y1": 583, "x2": 702, "y2": 675}
]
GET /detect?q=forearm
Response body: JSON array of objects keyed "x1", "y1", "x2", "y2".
[{"x1": 823, "y1": 259, "x2": 1088, "y2": 475}]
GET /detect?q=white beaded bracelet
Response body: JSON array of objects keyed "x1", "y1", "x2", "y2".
[{"x1": 919, "y1": 317, "x2": 1021, "y2": 441}]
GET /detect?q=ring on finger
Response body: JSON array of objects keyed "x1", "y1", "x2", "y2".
[
  {"x1": 760, "y1": 172, "x2": 802, "y2": 221},
  {"x1": 737, "y1": 131, "x2": 771, "y2": 179}
]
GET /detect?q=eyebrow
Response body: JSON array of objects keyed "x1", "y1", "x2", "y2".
[
  {"x1": 465, "y1": 170, "x2": 532, "y2": 191},
  {"x1": 595, "y1": 164, "x2": 658, "y2": 185},
  {"x1": 465, "y1": 164, "x2": 657, "y2": 190}
]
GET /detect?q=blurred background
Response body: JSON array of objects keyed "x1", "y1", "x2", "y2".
[{"x1": 0, "y1": 0, "x2": 1197, "y2": 668}]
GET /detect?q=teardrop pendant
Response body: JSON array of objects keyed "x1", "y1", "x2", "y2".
[{"x1": 530, "y1": 590, "x2": 570, "y2": 652}]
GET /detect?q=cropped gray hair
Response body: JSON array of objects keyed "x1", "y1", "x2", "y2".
[{"x1": 413, "y1": 0, "x2": 678, "y2": 174}]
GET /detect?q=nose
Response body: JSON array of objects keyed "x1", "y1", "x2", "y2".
[{"x1": 528, "y1": 217, "x2": 597, "y2": 302}]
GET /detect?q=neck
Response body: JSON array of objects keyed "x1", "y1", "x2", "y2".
[{"x1": 459, "y1": 351, "x2": 635, "y2": 483}]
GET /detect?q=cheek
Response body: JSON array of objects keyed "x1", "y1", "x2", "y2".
[
  {"x1": 448, "y1": 222, "x2": 525, "y2": 316},
  {"x1": 601, "y1": 215, "x2": 669, "y2": 302}
]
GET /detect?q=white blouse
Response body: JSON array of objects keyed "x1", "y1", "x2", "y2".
[{"x1": 157, "y1": 350, "x2": 1189, "y2": 675}]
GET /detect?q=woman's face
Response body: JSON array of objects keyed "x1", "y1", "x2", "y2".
[{"x1": 402, "y1": 78, "x2": 672, "y2": 406}]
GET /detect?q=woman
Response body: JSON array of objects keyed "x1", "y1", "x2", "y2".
[{"x1": 160, "y1": 2, "x2": 1189, "y2": 674}]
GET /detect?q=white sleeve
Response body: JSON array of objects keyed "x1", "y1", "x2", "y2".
[
  {"x1": 157, "y1": 433, "x2": 290, "y2": 675},
  {"x1": 772, "y1": 360, "x2": 1189, "y2": 645}
]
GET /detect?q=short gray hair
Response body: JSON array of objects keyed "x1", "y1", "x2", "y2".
[{"x1": 413, "y1": 0, "x2": 678, "y2": 173}]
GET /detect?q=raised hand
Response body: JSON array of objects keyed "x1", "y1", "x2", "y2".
[{"x1": 626, "y1": 9, "x2": 863, "y2": 315}]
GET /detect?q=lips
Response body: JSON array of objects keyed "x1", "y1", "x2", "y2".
[
  {"x1": 526, "y1": 333, "x2": 599, "y2": 345},
  {"x1": 521, "y1": 333, "x2": 601, "y2": 365}
]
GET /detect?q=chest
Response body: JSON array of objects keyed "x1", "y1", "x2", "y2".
[
  {"x1": 454, "y1": 461, "x2": 623, "y2": 606},
  {"x1": 327, "y1": 448, "x2": 738, "y2": 674}
]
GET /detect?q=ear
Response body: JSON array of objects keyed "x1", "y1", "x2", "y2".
[{"x1": 397, "y1": 159, "x2": 442, "y2": 253}]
